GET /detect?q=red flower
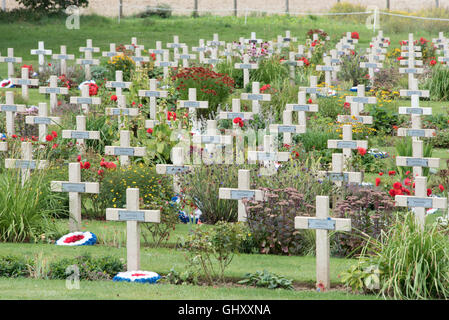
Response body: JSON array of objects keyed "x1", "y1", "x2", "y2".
[
  {"x1": 51, "y1": 131, "x2": 57, "y2": 138},
  {"x1": 427, "y1": 188, "x2": 432, "y2": 196},
  {"x1": 393, "y1": 182, "x2": 402, "y2": 190},
  {"x1": 80, "y1": 161, "x2": 91, "y2": 170},
  {"x1": 308, "y1": 98, "x2": 313, "y2": 104},
  {"x1": 379, "y1": 172, "x2": 384, "y2": 176},
  {"x1": 439, "y1": 184, "x2": 445, "y2": 192},
  {"x1": 292, "y1": 151, "x2": 299, "y2": 158},
  {"x1": 351, "y1": 31, "x2": 359, "y2": 40},
  {"x1": 375, "y1": 178, "x2": 381, "y2": 187},
  {"x1": 404, "y1": 178, "x2": 411, "y2": 186},
  {"x1": 167, "y1": 111, "x2": 177, "y2": 121},
  {"x1": 45, "y1": 134, "x2": 54, "y2": 142},
  {"x1": 405, "y1": 170, "x2": 410, "y2": 175},
  {"x1": 105, "y1": 162, "x2": 117, "y2": 169},
  {"x1": 343, "y1": 102, "x2": 350, "y2": 109},
  {"x1": 31, "y1": 136, "x2": 38, "y2": 141},
  {"x1": 52, "y1": 143, "x2": 58, "y2": 149},
  {"x1": 63, "y1": 235, "x2": 84, "y2": 243},
  {"x1": 233, "y1": 117, "x2": 242, "y2": 124},
  {"x1": 430, "y1": 59, "x2": 437, "y2": 66},
  {"x1": 11, "y1": 134, "x2": 17, "y2": 139},
  {"x1": 389, "y1": 189, "x2": 395, "y2": 197},
  {"x1": 88, "y1": 83, "x2": 98, "y2": 96},
  {"x1": 77, "y1": 155, "x2": 81, "y2": 162},
  {"x1": 98, "y1": 169, "x2": 104, "y2": 176},
  {"x1": 388, "y1": 171, "x2": 396, "y2": 176},
  {"x1": 357, "y1": 147, "x2": 367, "y2": 156},
  {"x1": 146, "y1": 128, "x2": 153, "y2": 134},
  {"x1": 150, "y1": 53, "x2": 156, "y2": 61},
  {"x1": 397, "y1": 56, "x2": 404, "y2": 61},
  {"x1": 111, "y1": 95, "x2": 117, "y2": 101}
]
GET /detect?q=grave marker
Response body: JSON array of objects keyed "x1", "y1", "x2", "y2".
[
  {"x1": 328, "y1": 124, "x2": 367, "y2": 162},
  {"x1": 240, "y1": 82, "x2": 271, "y2": 114},
  {"x1": 0, "y1": 91, "x2": 26, "y2": 136},
  {"x1": 105, "y1": 130, "x2": 146, "y2": 167},
  {"x1": 286, "y1": 91, "x2": 319, "y2": 127},
  {"x1": 25, "y1": 103, "x2": 61, "y2": 142},
  {"x1": 77, "y1": 39, "x2": 100, "y2": 80},
  {"x1": 39, "y1": 75, "x2": 69, "y2": 111},
  {"x1": 62, "y1": 115, "x2": 100, "y2": 150},
  {"x1": 11, "y1": 67, "x2": 39, "y2": 100},
  {"x1": 319, "y1": 153, "x2": 362, "y2": 187},
  {"x1": 234, "y1": 54, "x2": 258, "y2": 88},
  {"x1": 52, "y1": 45, "x2": 75, "y2": 75},
  {"x1": 106, "y1": 71, "x2": 131, "y2": 96},
  {"x1": 70, "y1": 84, "x2": 101, "y2": 114},
  {"x1": 269, "y1": 110, "x2": 306, "y2": 144},
  {"x1": 218, "y1": 98, "x2": 253, "y2": 121},
  {"x1": 156, "y1": 147, "x2": 192, "y2": 193},
  {"x1": 0, "y1": 48, "x2": 22, "y2": 78},
  {"x1": 30, "y1": 41, "x2": 52, "y2": 72}
]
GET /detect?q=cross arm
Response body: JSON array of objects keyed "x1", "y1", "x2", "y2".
[{"x1": 106, "y1": 208, "x2": 160, "y2": 223}]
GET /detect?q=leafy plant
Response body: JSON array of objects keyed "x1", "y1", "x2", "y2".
[
  {"x1": 423, "y1": 63, "x2": 449, "y2": 101},
  {"x1": 337, "y1": 52, "x2": 370, "y2": 87},
  {"x1": 17, "y1": 0, "x2": 89, "y2": 12},
  {"x1": 238, "y1": 270, "x2": 294, "y2": 290},
  {"x1": 0, "y1": 255, "x2": 30, "y2": 278},
  {"x1": 162, "y1": 267, "x2": 199, "y2": 285}
]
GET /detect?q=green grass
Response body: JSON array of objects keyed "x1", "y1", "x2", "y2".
[{"x1": 0, "y1": 278, "x2": 378, "y2": 300}]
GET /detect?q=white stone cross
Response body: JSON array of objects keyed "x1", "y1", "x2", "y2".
[
  {"x1": 248, "y1": 134, "x2": 290, "y2": 163},
  {"x1": 399, "y1": 34, "x2": 423, "y2": 88},
  {"x1": 25, "y1": 103, "x2": 61, "y2": 142},
  {"x1": 398, "y1": 95, "x2": 432, "y2": 118},
  {"x1": 360, "y1": 54, "x2": 383, "y2": 84},
  {"x1": 0, "y1": 91, "x2": 26, "y2": 136},
  {"x1": 329, "y1": 49, "x2": 341, "y2": 82},
  {"x1": 399, "y1": 78, "x2": 429, "y2": 99},
  {"x1": 207, "y1": 33, "x2": 225, "y2": 59},
  {"x1": 328, "y1": 124, "x2": 367, "y2": 162},
  {"x1": 316, "y1": 56, "x2": 340, "y2": 89},
  {"x1": 11, "y1": 67, "x2": 39, "y2": 100},
  {"x1": 148, "y1": 41, "x2": 165, "y2": 62},
  {"x1": 337, "y1": 102, "x2": 373, "y2": 125},
  {"x1": 396, "y1": 139, "x2": 439, "y2": 177},
  {"x1": 131, "y1": 47, "x2": 150, "y2": 68},
  {"x1": 282, "y1": 51, "x2": 304, "y2": 84},
  {"x1": 286, "y1": 91, "x2": 319, "y2": 127},
  {"x1": 77, "y1": 39, "x2": 100, "y2": 80},
  {"x1": 51, "y1": 162, "x2": 100, "y2": 232},
  {"x1": 295, "y1": 196, "x2": 351, "y2": 290},
  {"x1": 167, "y1": 35, "x2": 185, "y2": 64},
  {"x1": 219, "y1": 169, "x2": 264, "y2": 222},
  {"x1": 177, "y1": 88, "x2": 208, "y2": 131},
  {"x1": 125, "y1": 37, "x2": 145, "y2": 51},
  {"x1": 156, "y1": 147, "x2": 191, "y2": 194},
  {"x1": 240, "y1": 82, "x2": 271, "y2": 114},
  {"x1": 175, "y1": 46, "x2": 196, "y2": 68},
  {"x1": 30, "y1": 41, "x2": 52, "y2": 72},
  {"x1": 138, "y1": 78, "x2": 168, "y2": 122},
  {"x1": 155, "y1": 50, "x2": 177, "y2": 80},
  {"x1": 5, "y1": 141, "x2": 47, "y2": 186},
  {"x1": 0, "y1": 48, "x2": 22, "y2": 78},
  {"x1": 105, "y1": 130, "x2": 146, "y2": 167},
  {"x1": 192, "y1": 119, "x2": 232, "y2": 164},
  {"x1": 433, "y1": 31, "x2": 447, "y2": 50},
  {"x1": 218, "y1": 98, "x2": 253, "y2": 121},
  {"x1": 234, "y1": 54, "x2": 258, "y2": 88},
  {"x1": 270, "y1": 110, "x2": 306, "y2": 144},
  {"x1": 203, "y1": 47, "x2": 222, "y2": 68},
  {"x1": 62, "y1": 115, "x2": 100, "y2": 150},
  {"x1": 39, "y1": 75, "x2": 69, "y2": 112},
  {"x1": 244, "y1": 32, "x2": 263, "y2": 45},
  {"x1": 319, "y1": 153, "x2": 362, "y2": 187},
  {"x1": 106, "y1": 70, "x2": 131, "y2": 96},
  {"x1": 70, "y1": 84, "x2": 101, "y2": 113},
  {"x1": 345, "y1": 85, "x2": 377, "y2": 112},
  {"x1": 102, "y1": 43, "x2": 120, "y2": 61},
  {"x1": 106, "y1": 95, "x2": 139, "y2": 128},
  {"x1": 299, "y1": 76, "x2": 323, "y2": 100},
  {"x1": 52, "y1": 45, "x2": 75, "y2": 75},
  {"x1": 106, "y1": 188, "x2": 160, "y2": 271},
  {"x1": 221, "y1": 43, "x2": 234, "y2": 63},
  {"x1": 395, "y1": 176, "x2": 447, "y2": 230},
  {"x1": 192, "y1": 39, "x2": 207, "y2": 63},
  {"x1": 397, "y1": 110, "x2": 435, "y2": 139}
]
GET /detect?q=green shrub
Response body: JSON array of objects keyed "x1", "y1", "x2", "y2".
[
  {"x1": 423, "y1": 64, "x2": 449, "y2": 101},
  {"x1": 137, "y1": 4, "x2": 172, "y2": 19},
  {"x1": 368, "y1": 104, "x2": 399, "y2": 135},
  {"x1": 250, "y1": 55, "x2": 289, "y2": 87},
  {"x1": 238, "y1": 270, "x2": 294, "y2": 290},
  {"x1": 428, "y1": 129, "x2": 449, "y2": 148},
  {"x1": 17, "y1": 0, "x2": 89, "y2": 12},
  {"x1": 0, "y1": 255, "x2": 30, "y2": 278},
  {"x1": 337, "y1": 52, "x2": 370, "y2": 87},
  {"x1": 316, "y1": 96, "x2": 344, "y2": 120}
]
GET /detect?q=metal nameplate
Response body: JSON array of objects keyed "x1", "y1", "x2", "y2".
[
  {"x1": 16, "y1": 79, "x2": 31, "y2": 85},
  {"x1": 143, "y1": 91, "x2": 161, "y2": 97},
  {"x1": 328, "y1": 172, "x2": 349, "y2": 182},
  {"x1": 105, "y1": 52, "x2": 117, "y2": 57},
  {"x1": 201, "y1": 136, "x2": 221, "y2": 144},
  {"x1": 62, "y1": 183, "x2": 86, "y2": 193},
  {"x1": 76, "y1": 98, "x2": 92, "y2": 104},
  {"x1": 111, "y1": 109, "x2": 130, "y2": 115},
  {"x1": 406, "y1": 108, "x2": 423, "y2": 115},
  {"x1": 183, "y1": 101, "x2": 200, "y2": 108},
  {"x1": 114, "y1": 147, "x2": 135, "y2": 156},
  {"x1": 330, "y1": 58, "x2": 340, "y2": 64},
  {"x1": 4, "y1": 58, "x2": 17, "y2": 62},
  {"x1": 406, "y1": 158, "x2": 428, "y2": 167},
  {"x1": 71, "y1": 131, "x2": 90, "y2": 139},
  {"x1": 1, "y1": 105, "x2": 17, "y2": 112},
  {"x1": 277, "y1": 125, "x2": 297, "y2": 133},
  {"x1": 337, "y1": 141, "x2": 358, "y2": 149},
  {"x1": 15, "y1": 160, "x2": 36, "y2": 169},
  {"x1": 238, "y1": 63, "x2": 253, "y2": 69},
  {"x1": 179, "y1": 54, "x2": 191, "y2": 59},
  {"x1": 118, "y1": 210, "x2": 145, "y2": 222},
  {"x1": 363, "y1": 63, "x2": 378, "y2": 68},
  {"x1": 110, "y1": 82, "x2": 128, "y2": 88},
  {"x1": 133, "y1": 57, "x2": 145, "y2": 62},
  {"x1": 319, "y1": 66, "x2": 334, "y2": 71},
  {"x1": 230, "y1": 190, "x2": 255, "y2": 199},
  {"x1": 407, "y1": 197, "x2": 433, "y2": 208},
  {"x1": 247, "y1": 94, "x2": 263, "y2": 100},
  {"x1": 169, "y1": 43, "x2": 182, "y2": 48},
  {"x1": 226, "y1": 112, "x2": 244, "y2": 119},
  {"x1": 55, "y1": 55, "x2": 70, "y2": 59},
  {"x1": 33, "y1": 50, "x2": 47, "y2": 55},
  {"x1": 404, "y1": 91, "x2": 422, "y2": 96},
  {"x1": 33, "y1": 117, "x2": 52, "y2": 124},
  {"x1": 45, "y1": 88, "x2": 61, "y2": 94},
  {"x1": 305, "y1": 88, "x2": 318, "y2": 93},
  {"x1": 404, "y1": 68, "x2": 418, "y2": 73},
  {"x1": 292, "y1": 105, "x2": 310, "y2": 112},
  {"x1": 351, "y1": 97, "x2": 370, "y2": 103},
  {"x1": 257, "y1": 153, "x2": 276, "y2": 161},
  {"x1": 249, "y1": 40, "x2": 258, "y2": 44},
  {"x1": 407, "y1": 129, "x2": 425, "y2": 137},
  {"x1": 209, "y1": 41, "x2": 221, "y2": 46},
  {"x1": 80, "y1": 60, "x2": 94, "y2": 65},
  {"x1": 206, "y1": 59, "x2": 219, "y2": 64},
  {"x1": 166, "y1": 166, "x2": 189, "y2": 174},
  {"x1": 152, "y1": 49, "x2": 165, "y2": 54},
  {"x1": 283, "y1": 37, "x2": 291, "y2": 42},
  {"x1": 308, "y1": 218, "x2": 336, "y2": 230}
]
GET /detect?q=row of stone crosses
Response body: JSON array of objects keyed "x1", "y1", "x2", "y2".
[{"x1": 1, "y1": 30, "x2": 449, "y2": 289}]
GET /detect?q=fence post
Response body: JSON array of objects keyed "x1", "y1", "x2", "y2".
[
  {"x1": 194, "y1": 0, "x2": 198, "y2": 17},
  {"x1": 286, "y1": 0, "x2": 289, "y2": 14},
  {"x1": 2, "y1": 0, "x2": 5, "y2": 11},
  {"x1": 234, "y1": 0, "x2": 237, "y2": 16},
  {"x1": 436, "y1": 0, "x2": 439, "y2": 8},
  {"x1": 386, "y1": 0, "x2": 390, "y2": 10},
  {"x1": 118, "y1": 0, "x2": 122, "y2": 23}
]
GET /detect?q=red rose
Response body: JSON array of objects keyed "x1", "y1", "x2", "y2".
[
  {"x1": 111, "y1": 95, "x2": 117, "y2": 101},
  {"x1": 233, "y1": 117, "x2": 242, "y2": 124},
  {"x1": 146, "y1": 128, "x2": 153, "y2": 134},
  {"x1": 106, "y1": 162, "x2": 117, "y2": 169},
  {"x1": 52, "y1": 131, "x2": 57, "y2": 138},
  {"x1": 404, "y1": 178, "x2": 411, "y2": 186},
  {"x1": 357, "y1": 147, "x2": 367, "y2": 156},
  {"x1": 393, "y1": 182, "x2": 402, "y2": 190},
  {"x1": 389, "y1": 189, "x2": 395, "y2": 197},
  {"x1": 388, "y1": 171, "x2": 396, "y2": 176},
  {"x1": 77, "y1": 155, "x2": 81, "y2": 162},
  {"x1": 379, "y1": 172, "x2": 384, "y2": 176},
  {"x1": 308, "y1": 98, "x2": 313, "y2": 104},
  {"x1": 98, "y1": 169, "x2": 104, "y2": 176},
  {"x1": 343, "y1": 102, "x2": 350, "y2": 109},
  {"x1": 439, "y1": 184, "x2": 445, "y2": 192},
  {"x1": 45, "y1": 134, "x2": 54, "y2": 142},
  {"x1": 375, "y1": 178, "x2": 381, "y2": 187},
  {"x1": 427, "y1": 188, "x2": 432, "y2": 196},
  {"x1": 430, "y1": 59, "x2": 437, "y2": 66},
  {"x1": 351, "y1": 31, "x2": 359, "y2": 40}
]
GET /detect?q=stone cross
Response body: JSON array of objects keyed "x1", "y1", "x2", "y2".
[
  {"x1": 106, "y1": 188, "x2": 160, "y2": 271},
  {"x1": 138, "y1": 78, "x2": 168, "y2": 122},
  {"x1": 269, "y1": 110, "x2": 306, "y2": 144},
  {"x1": 62, "y1": 115, "x2": 100, "y2": 150},
  {"x1": 0, "y1": 91, "x2": 26, "y2": 136},
  {"x1": 148, "y1": 41, "x2": 165, "y2": 62},
  {"x1": 433, "y1": 31, "x2": 447, "y2": 50},
  {"x1": 319, "y1": 153, "x2": 362, "y2": 187},
  {"x1": 125, "y1": 37, "x2": 144, "y2": 51},
  {"x1": 328, "y1": 124, "x2": 368, "y2": 163},
  {"x1": 0, "y1": 48, "x2": 22, "y2": 78},
  {"x1": 300, "y1": 76, "x2": 323, "y2": 100},
  {"x1": 244, "y1": 32, "x2": 263, "y2": 44},
  {"x1": 203, "y1": 47, "x2": 222, "y2": 68},
  {"x1": 400, "y1": 34, "x2": 423, "y2": 89},
  {"x1": 282, "y1": 51, "x2": 304, "y2": 84},
  {"x1": 221, "y1": 43, "x2": 234, "y2": 63},
  {"x1": 345, "y1": 85, "x2": 376, "y2": 112},
  {"x1": 106, "y1": 70, "x2": 131, "y2": 96},
  {"x1": 175, "y1": 46, "x2": 196, "y2": 68},
  {"x1": 106, "y1": 95, "x2": 139, "y2": 128},
  {"x1": 398, "y1": 96, "x2": 432, "y2": 118},
  {"x1": 338, "y1": 95, "x2": 373, "y2": 125},
  {"x1": 155, "y1": 50, "x2": 177, "y2": 80},
  {"x1": 234, "y1": 54, "x2": 258, "y2": 88},
  {"x1": 360, "y1": 54, "x2": 383, "y2": 84},
  {"x1": 156, "y1": 147, "x2": 191, "y2": 193},
  {"x1": 52, "y1": 45, "x2": 75, "y2": 75},
  {"x1": 295, "y1": 196, "x2": 351, "y2": 290},
  {"x1": 316, "y1": 56, "x2": 340, "y2": 89},
  {"x1": 286, "y1": 90, "x2": 319, "y2": 128},
  {"x1": 399, "y1": 78, "x2": 429, "y2": 99},
  {"x1": 102, "y1": 43, "x2": 120, "y2": 61},
  {"x1": 396, "y1": 139, "x2": 439, "y2": 177},
  {"x1": 167, "y1": 35, "x2": 185, "y2": 64},
  {"x1": 218, "y1": 98, "x2": 253, "y2": 121},
  {"x1": 11, "y1": 67, "x2": 39, "y2": 100},
  {"x1": 329, "y1": 49, "x2": 341, "y2": 82},
  {"x1": 248, "y1": 134, "x2": 290, "y2": 164},
  {"x1": 39, "y1": 75, "x2": 69, "y2": 112},
  {"x1": 77, "y1": 39, "x2": 100, "y2": 80},
  {"x1": 192, "y1": 120, "x2": 232, "y2": 164},
  {"x1": 219, "y1": 169, "x2": 264, "y2": 222},
  {"x1": 177, "y1": 88, "x2": 208, "y2": 131},
  {"x1": 192, "y1": 39, "x2": 207, "y2": 63},
  {"x1": 240, "y1": 82, "x2": 271, "y2": 114},
  {"x1": 70, "y1": 84, "x2": 101, "y2": 113},
  {"x1": 395, "y1": 176, "x2": 447, "y2": 230},
  {"x1": 25, "y1": 103, "x2": 61, "y2": 142},
  {"x1": 30, "y1": 41, "x2": 52, "y2": 72},
  {"x1": 5, "y1": 141, "x2": 47, "y2": 186},
  {"x1": 207, "y1": 33, "x2": 225, "y2": 59},
  {"x1": 397, "y1": 108, "x2": 435, "y2": 139},
  {"x1": 131, "y1": 47, "x2": 150, "y2": 68},
  {"x1": 105, "y1": 130, "x2": 146, "y2": 167},
  {"x1": 51, "y1": 162, "x2": 100, "y2": 232}
]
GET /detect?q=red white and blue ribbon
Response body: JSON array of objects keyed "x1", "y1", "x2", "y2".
[
  {"x1": 0, "y1": 79, "x2": 14, "y2": 88},
  {"x1": 113, "y1": 271, "x2": 161, "y2": 284},
  {"x1": 56, "y1": 231, "x2": 97, "y2": 246}
]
